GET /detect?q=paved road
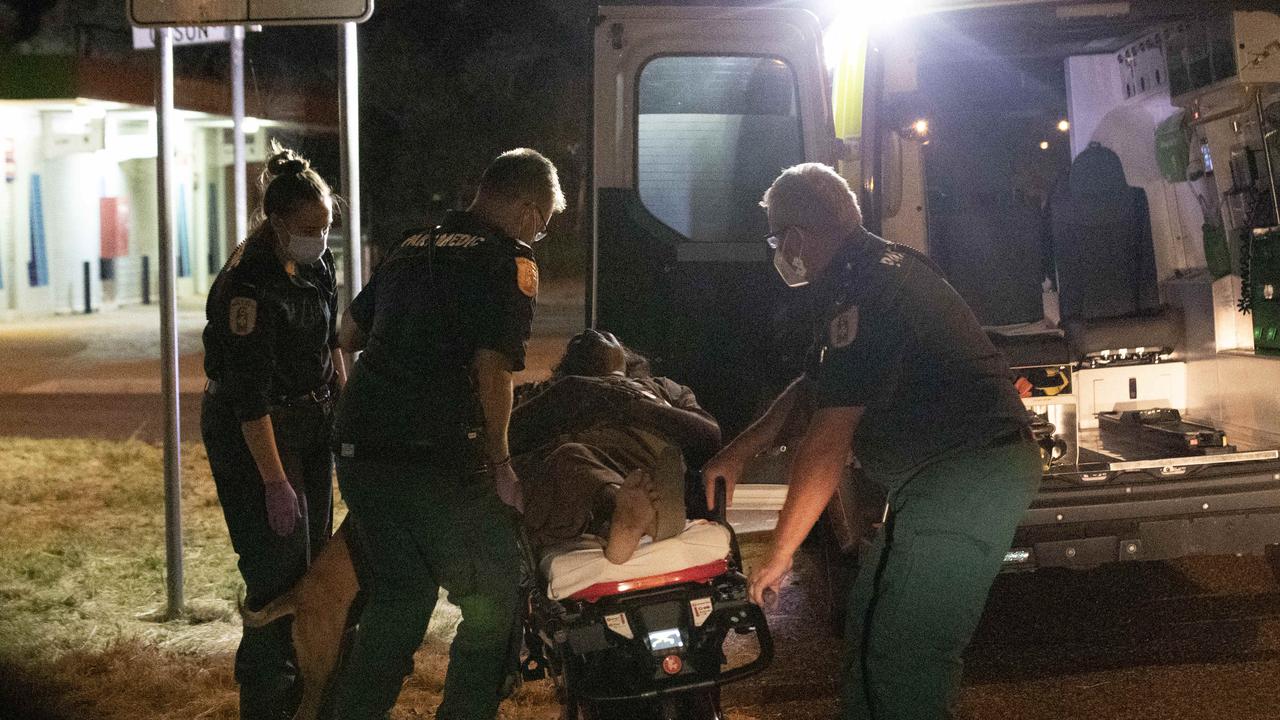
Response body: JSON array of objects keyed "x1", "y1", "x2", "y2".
[{"x1": 0, "y1": 292, "x2": 582, "y2": 442}]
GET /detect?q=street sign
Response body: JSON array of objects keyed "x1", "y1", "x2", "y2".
[
  {"x1": 128, "y1": 0, "x2": 373, "y2": 27},
  {"x1": 131, "y1": 25, "x2": 230, "y2": 49}
]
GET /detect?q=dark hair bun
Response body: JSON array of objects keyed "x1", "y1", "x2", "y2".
[
  {"x1": 255, "y1": 140, "x2": 333, "y2": 224},
  {"x1": 266, "y1": 151, "x2": 309, "y2": 178}
]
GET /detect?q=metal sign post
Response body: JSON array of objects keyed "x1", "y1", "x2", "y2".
[
  {"x1": 154, "y1": 26, "x2": 185, "y2": 620},
  {"x1": 339, "y1": 21, "x2": 363, "y2": 304},
  {"x1": 131, "y1": 0, "x2": 373, "y2": 623},
  {"x1": 231, "y1": 25, "x2": 248, "y2": 252}
]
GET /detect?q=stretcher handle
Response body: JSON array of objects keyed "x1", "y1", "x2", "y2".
[
  {"x1": 713, "y1": 475, "x2": 727, "y2": 524},
  {"x1": 712, "y1": 475, "x2": 744, "y2": 569}
]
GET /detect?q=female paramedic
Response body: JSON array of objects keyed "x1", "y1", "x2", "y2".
[{"x1": 201, "y1": 143, "x2": 345, "y2": 720}]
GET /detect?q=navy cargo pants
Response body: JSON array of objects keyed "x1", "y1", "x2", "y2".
[
  {"x1": 331, "y1": 456, "x2": 522, "y2": 720},
  {"x1": 841, "y1": 438, "x2": 1042, "y2": 720},
  {"x1": 202, "y1": 393, "x2": 334, "y2": 720}
]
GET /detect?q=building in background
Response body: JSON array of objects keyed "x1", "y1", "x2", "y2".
[{"x1": 0, "y1": 51, "x2": 337, "y2": 319}]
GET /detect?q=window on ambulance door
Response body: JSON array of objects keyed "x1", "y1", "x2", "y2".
[{"x1": 637, "y1": 55, "x2": 803, "y2": 245}]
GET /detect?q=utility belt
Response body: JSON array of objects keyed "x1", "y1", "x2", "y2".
[
  {"x1": 333, "y1": 424, "x2": 491, "y2": 477},
  {"x1": 206, "y1": 379, "x2": 335, "y2": 450},
  {"x1": 275, "y1": 383, "x2": 334, "y2": 407},
  {"x1": 205, "y1": 379, "x2": 334, "y2": 407}
]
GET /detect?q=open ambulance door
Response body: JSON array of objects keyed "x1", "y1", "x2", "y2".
[{"x1": 592, "y1": 5, "x2": 835, "y2": 441}]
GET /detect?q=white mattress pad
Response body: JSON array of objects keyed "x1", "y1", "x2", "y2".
[{"x1": 539, "y1": 520, "x2": 732, "y2": 601}]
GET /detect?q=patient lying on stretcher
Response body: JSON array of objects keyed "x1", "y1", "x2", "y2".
[{"x1": 511, "y1": 330, "x2": 721, "y2": 564}]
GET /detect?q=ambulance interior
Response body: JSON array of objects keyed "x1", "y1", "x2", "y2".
[{"x1": 873, "y1": 7, "x2": 1280, "y2": 477}]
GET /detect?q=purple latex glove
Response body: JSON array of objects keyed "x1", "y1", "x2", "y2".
[
  {"x1": 493, "y1": 461, "x2": 524, "y2": 514},
  {"x1": 264, "y1": 479, "x2": 300, "y2": 537}
]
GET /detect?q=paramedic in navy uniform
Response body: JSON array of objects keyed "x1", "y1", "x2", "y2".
[
  {"x1": 330, "y1": 148, "x2": 565, "y2": 720},
  {"x1": 201, "y1": 144, "x2": 344, "y2": 720},
  {"x1": 703, "y1": 163, "x2": 1041, "y2": 720}
]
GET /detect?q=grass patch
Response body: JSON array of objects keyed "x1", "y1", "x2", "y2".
[
  {"x1": 0, "y1": 438, "x2": 243, "y2": 660},
  {"x1": 0, "y1": 437, "x2": 557, "y2": 719}
]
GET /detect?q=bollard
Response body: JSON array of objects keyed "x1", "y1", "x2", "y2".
[
  {"x1": 142, "y1": 255, "x2": 151, "y2": 305},
  {"x1": 83, "y1": 260, "x2": 92, "y2": 314}
]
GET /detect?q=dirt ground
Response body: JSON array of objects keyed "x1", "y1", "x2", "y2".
[{"x1": 725, "y1": 530, "x2": 1280, "y2": 720}]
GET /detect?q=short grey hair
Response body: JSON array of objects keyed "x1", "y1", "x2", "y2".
[
  {"x1": 478, "y1": 147, "x2": 567, "y2": 214},
  {"x1": 760, "y1": 163, "x2": 862, "y2": 231}
]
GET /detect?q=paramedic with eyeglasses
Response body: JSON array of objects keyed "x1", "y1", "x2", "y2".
[
  {"x1": 330, "y1": 148, "x2": 564, "y2": 720},
  {"x1": 703, "y1": 162, "x2": 1041, "y2": 720}
]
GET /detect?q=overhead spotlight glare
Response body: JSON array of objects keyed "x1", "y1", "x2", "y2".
[
  {"x1": 912, "y1": 119, "x2": 929, "y2": 137},
  {"x1": 823, "y1": 0, "x2": 930, "y2": 69},
  {"x1": 1039, "y1": 141, "x2": 1051, "y2": 150},
  {"x1": 1057, "y1": 119, "x2": 1071, "y2": 132}
]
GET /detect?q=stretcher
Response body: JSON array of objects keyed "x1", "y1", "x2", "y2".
[{"x1": 521, "y1": 481, "x2": 772, "y2": 720}]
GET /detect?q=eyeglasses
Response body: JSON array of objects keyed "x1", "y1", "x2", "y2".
[
  {"x1": 763, "y1": 227, "x2": 797, "y2": 250},
  {"x1": 527, "y1": 202, "x2": 550, "y2": 243}
]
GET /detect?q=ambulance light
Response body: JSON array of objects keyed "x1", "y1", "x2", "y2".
[{"x1": 822, "y1": 0, "x2": 932, "y2": 69}]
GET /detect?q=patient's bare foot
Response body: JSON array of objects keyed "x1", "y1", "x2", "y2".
[{"x1": 605, "y1": 470, "x2": 657, "y2": 564}]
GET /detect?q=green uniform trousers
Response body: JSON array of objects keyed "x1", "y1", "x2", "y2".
[
  {"x1": 841, "y1": 439, "x2": 1042, "y2": 720},
  {"x1": 331, "y1": 457, "x2": 522, "y2": 720}
]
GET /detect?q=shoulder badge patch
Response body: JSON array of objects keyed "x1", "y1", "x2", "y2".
[
  {"x1": 229, "y1": 297, "x2": 258, "y2": 336},
  {"x1": 829, "y1": 305, "x2": 859, "y2": 349},
  {"x1": 515, "y1": 257, "x2": 539, "y2": 298}
]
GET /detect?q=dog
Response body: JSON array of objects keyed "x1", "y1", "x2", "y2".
[{"x1": 240, "y1": 518, "x2": 360, "y2": 720}]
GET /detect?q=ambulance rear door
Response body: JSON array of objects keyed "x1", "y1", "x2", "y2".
[{"x1": 592, "y1": 4, "x2": 835, "y2": 437}]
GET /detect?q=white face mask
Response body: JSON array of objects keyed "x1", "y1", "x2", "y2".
[
  {"x1": 273, "y1": 217, "x2": 327, "y2": 265},
  {"x1": 286, "y1": 233, "x2": 326, "y2": 265},
  {"x1": 773, "y1": 239, "x2": 809, "y2": 288}
]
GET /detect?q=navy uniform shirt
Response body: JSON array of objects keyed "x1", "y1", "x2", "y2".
[
  {"x1": 203, "y1": 238, "x2": 339, "y2": 422},
  {"x1": 334, "y1": 210, "x2": 537, "y2": 447},
  {"x1": 805, "y1": 229, "x2": 1028, "y2": 485}
]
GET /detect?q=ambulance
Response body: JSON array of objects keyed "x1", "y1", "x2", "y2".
[{"x1": 590, "y1": 0, "x2": 1280, "y2": 569}]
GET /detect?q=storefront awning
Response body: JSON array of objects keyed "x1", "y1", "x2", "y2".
[{"x1": 0, "y1": 53, "x2": 337, "y2": 131}]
